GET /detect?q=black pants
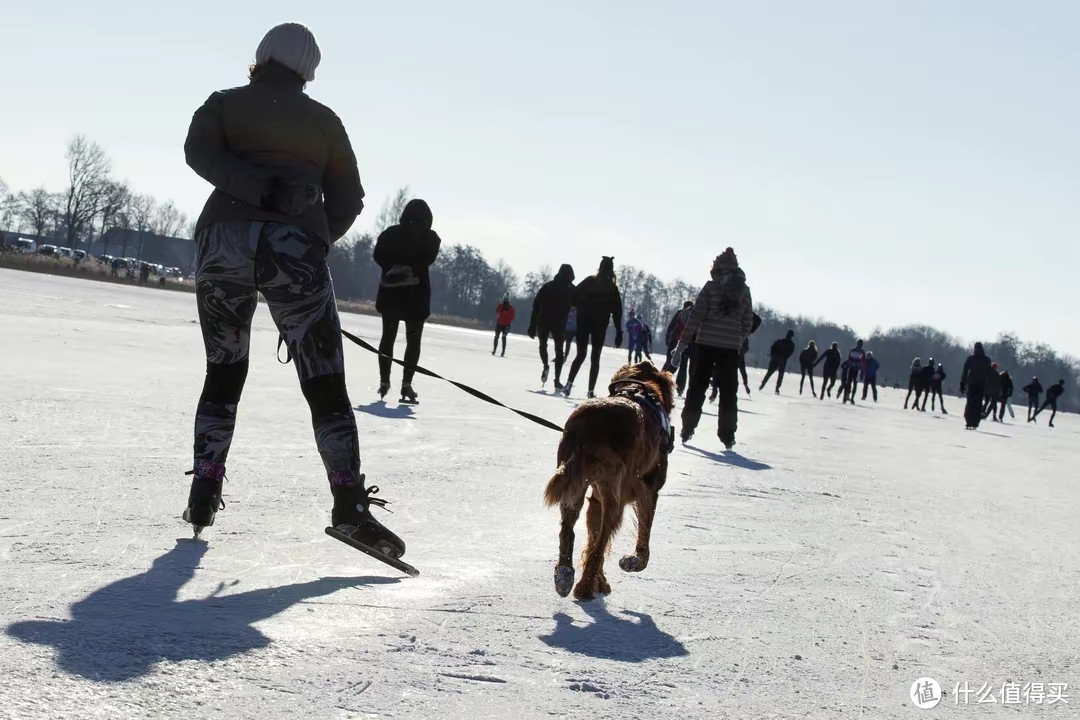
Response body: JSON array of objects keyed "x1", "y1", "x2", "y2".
[
  {"x1": 1033, "y1": 398, "x2": 1058, "y2": 424},
  {"x1": 682, "y1": 345, "x2": 740, "y2": 444},
  {"x1": 379, "y1": 315, "x2": 424, "y2": 385},
  {"x1": 493, "y1": 324, "x2": 510, "y2": 355},
  {"x1": 566, "y1": 323, "x2": 608, "y2": 393},
  {"x1": 820, "y1": 370, "x2": 837, "y2": 399},
  {"x1": 738, "y1": 352, "x2": 748, "y2": 390},
  {"x1": 1027, "y1": 394, "x2": 1040, "y2": 420},
  {"x1": 799, "y1": 365, "x2": 816, "y2": 395},
  {"x1": 982, "y1": 395, "x2": 999, "y2": 421},
  {"x1": 964, "y1": 383, "x2": 985, "y2": 428},
  {"x1": 905, "y1": 381, "x2": 923, "y2": 409},
  {"x1": 842, "y1": 367, "x2": 860, "y2": 403},
  {"x1": 759, "y1": 358, "x2": 786, "y2": 391},
  {"x1": 924, "y1": 383, "x2": 944, "y2": 411},
  {"x1": 193, "y1": 221, "x2": 358, "y2": 478},
  {"x1": 862, "y1": 376, "x2": 878, "y2": 402},
  {"x1": 538, "y1": 326, "x2": 566, "y2": 380}
]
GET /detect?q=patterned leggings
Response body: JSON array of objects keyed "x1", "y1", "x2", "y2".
[{"x1": 193, "y1": 221, "x2": 359, "y2": 478}]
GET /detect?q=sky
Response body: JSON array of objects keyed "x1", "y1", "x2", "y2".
[{"x1": 2, "y1": 1, "x2": 1079, "y2": 356}]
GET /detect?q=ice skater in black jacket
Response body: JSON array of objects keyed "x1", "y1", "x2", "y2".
[
  {"x1": 814, "y1": 343, "x2": 842, "y2": 399},
  {"x1": 527, "y1": 263, "x2": 575, "y2": 390},
  {"x1": 1023, "y1": 377, "x2": 1043, "y2": 422},
  {"x1": 798, "y1": 341, "x2": 818, "y2": 396},
  {"x1": 1030, "y1": 380, "x2": 1065, "y2": 427},
  {"x1": 759, "y1": 330, "x2": 796, "y2": 394},
  {"x1": 562, "y1": 256, "x2": 623, "y2": 399}
]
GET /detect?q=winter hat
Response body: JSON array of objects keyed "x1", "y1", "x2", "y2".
[
  {"x1": 598, "y1": 256, "x2": 615, "y2": 277},
  {"x1": 556, "y1": 263, "x2": 575, "y2": 282},
  {"x1": 400, "y1": 199, "x2": 433, "y2": 230},
  {"x1": 256, "y1": 23, "x2": 322, "y2": 82}
]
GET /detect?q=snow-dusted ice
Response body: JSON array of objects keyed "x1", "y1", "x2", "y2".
[{"x1": 1, "y1": 268, "x2": 1076, "y2": 719}]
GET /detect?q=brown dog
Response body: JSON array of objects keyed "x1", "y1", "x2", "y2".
[{"x1": 544, "y1": 361, "x2": 675, "y2": 599}]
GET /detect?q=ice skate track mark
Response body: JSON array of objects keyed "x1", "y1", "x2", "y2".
[{"x1": 439, "y1": 672, "x2": 507, "y2": 684}]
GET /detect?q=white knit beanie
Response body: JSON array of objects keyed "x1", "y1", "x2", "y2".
[{"x1": 255, "y1": 23, "x2": 321, "y2": 82}]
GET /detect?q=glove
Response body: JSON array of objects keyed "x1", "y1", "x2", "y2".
[
  {"x1": 615, "y1": 330, "x2": 624, "y2": 349},
  {"x1": 262, "y1": 178, "x2": 321, "y2": 216},
  {"x1": 527, "y1": 325, "x2": 536, "y2": 339}
]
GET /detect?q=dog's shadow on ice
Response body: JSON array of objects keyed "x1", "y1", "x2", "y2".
[
  {"x1": 354, "y1": 400, "x2": 415, "y2": 420},
  {"x1": 540, "y1": 603, "x2": 688, "y2": 662},
  {"x1": 5, "y1": 540, "x2": 396, "y2": 682}
]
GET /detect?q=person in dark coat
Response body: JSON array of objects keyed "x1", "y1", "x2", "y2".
[
  {"x1": 915, "y1": 358, "x2": 936, "y2": 412},
  {"x1": 1023, "y1": 377, "x2": 1043, "y2": 422},
  {"x1": 758, "y1": 329, "x2": 795, "y2": 394},
  {"x1": 959, "y1": 342, "x2": 993, "y2": 429},
  {"x1": 492, "y1": 294, "x2": 516, "y2": 356},
  {"x1": 562, "y1": 256, "x2": 623, "y2": 398},
  {"x1": 798, "y1": 341, "x2": 819, "y2": 397},
  {"x1": 813, "y1": 342, "x2": 842, "y2": 399},
  {"x1": 1031, "y1": 380, "x2": 1065, "y2": 427},
  {"x1": 924, "y1": 362, "x2": 947, "y2": 413},
  {"x1": 842, "y1": 340, "x2": 866, "y2": 404},
  {"x1": 665, "y1": 301, "x2": 695, "y2": 396},
  {"x1": 527, "y1": 263, "x2": 575, "y2": 389},
  {"x1": 862, "y1": 351, "x2": 881, "y2": 402},
  {"x1": 982, "y1": 363, "x2": 1003, "y2": 421},
  {"x1": 903, "y1": 358, "x2": 923, "y2": 410},
  {"x1": 374, "y1": 199, "x2": 441, "y2": 401},
  {"x1": 181, "y1": 23, "x2": 405, "y2": 557},
  {"x1": 739, "y1": 312, "x2": 762, "y2": 396},
  {"x1": 997, "y1": 370, "x2": 1014, "y2": 422}
]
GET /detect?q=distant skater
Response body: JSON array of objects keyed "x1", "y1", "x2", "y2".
[
  {"x1": 916, "y1": 358, "x2": 935, "y2": 412},
  {"x1": 759, "y1": 329, "x2": 795, "y2": 394},
  {"x1": 1030, "y1": 380, "x2": 1065, "y2": 427},
  {"x1": 842, "y1": 340, "x2": 866, "y2": 404},
  {"x1": 861, "y1": 351, "x2": 880, "y2": 402},
  {"x1": 625, "y1": 310, "x2": 645, "y2": 363},
  {"x1": 959, "y1": 342, "x2": 993, "y2": 429},
  {"x1": 924, "y1": 362, "x2": 947, "y2": 413},
  {"x1": 982, "y1": 363, "x2": 1003, "y2": 421},
  {"x1": 527, "y1": 263, "x2": 575, "y2": 390},
  {"x1": 814, "y1": 342, "x2": 842, "y2": 400},
  {"x1": 665, "y1": 301, "x2": 695, "y2": 397},
  {"x1": 997, "y1": 370, "x2": 1014, "y2": 422},
  {"x1": 1023, "y1": 377, "x2": 1043, "y2": 422},
  {"x1": 492, "y1": 294, "x2": 515, "y2": 356},
  {"x1": 904, "y1": 358, "x2": 923, "y2": 410},
  {"x1": 798, "y1": 341, "x2": 818, "y2": 396},
  {"x1": 562, "y1": 256, "x2": 623, "y2": 398}
]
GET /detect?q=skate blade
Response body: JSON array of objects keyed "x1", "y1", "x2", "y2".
[{"x1": 325, "y1": 526, "x2": 419, "y2": 577}]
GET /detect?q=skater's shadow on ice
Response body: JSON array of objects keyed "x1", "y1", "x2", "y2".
[
  {"x1": 354, "y1": 401, "x2": 415, "y2": 420},
  {"x1": 540, "y1": 603, "x2": 688, "y2": 663},
  {"x1": 683, "y1": 445, "x2": 772, "y2": 471},
  {"x1": 5, "y1": 540, "x2": 396, "y2": 682}
]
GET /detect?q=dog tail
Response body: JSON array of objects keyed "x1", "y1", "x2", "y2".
[{"x1": 544, "y1": 452, "x2": 587, "y2": 507}]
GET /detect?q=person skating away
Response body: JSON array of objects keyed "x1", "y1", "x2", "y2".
[
  {"x1": 670, "y1": 248, "x2": 753, "y2": 450},
  {"x1": 903, "y1": 358, "x2": 923, "y2": 410},
  {"x1": 1030, "y1": 380, "x2": 1065, "y2": 427},
  {"x1": 563, "y1": 307, "x2": 577, "y2": 359},
  {"x1": 842, "y1": 340, "x2": 866, "y2": 404},
  {"x1": 562, "y1": 256, "x2": 623, "y2": 398},
  {"x1": 997, "y1": 370, "x2": 1014, "y2": 422},
  {"x1": 862, "y1": 351, "x2": 881, "y2": 402},
  {"x1": 373, "y1": 199, "x2": 441, "y2": 404},
  {"x1": 1023, "y1": 377, "x2": 1043, "y2": 422},
  {"x1": 924, "y1": 362, "x2": 947, "y2": 413},
  {"x1": 527, "y1": 263, "x2": 575, "y2": 390},
  {"x1": 814, "y1": 342, "x2": 842, "y2": 399},
  {"x1": 759, "y1": 329, "x2": 796, "y2": 394},
  {"x1": 982, "y1": 363, "x2": 1003, "y2": 421},
  {"x1": 738, "y1": 312, "x2": 762, "y2": 397},
  {"x1": 665, "y1": 301, "x2": 695, "y2": 397},
  {"x1": 798, "y1": 341, "x2": 819, "y2": 397},
  {"x1": 181, "y1": 23, "x2": 405, "y2": 557},
  {"x1": 959, "y1": 342, "x2": 993, "y2": 429},
  {"x1": 492, "y1": 294, "x2": 515, "y2": 356},
  {"x1": 915, "y1": 358, "x2": 936, "y2": 412},
  {"x1": 641, "y1": 322, "x2": 654, "y2": 362},
  {"x1": 625, "y1": 310, "x2": 645, "y2": 363}
]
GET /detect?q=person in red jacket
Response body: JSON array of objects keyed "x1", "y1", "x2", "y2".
[{"x1": 492, "y1": 293, "x2": 516, "y2": 356}]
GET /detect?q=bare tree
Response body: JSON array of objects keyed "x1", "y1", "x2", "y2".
[
  {"x1": 63, "y1": 135, "x2": 112, "y2": 248},
  {"x1": 150, "y1": 199, "x2": 186, "y2": 237},
  {"x1": 18, "y1": 188, "x2": 61, "y2": 237},
  {"x1": 374, "y1": 186, "x2": 412, "y2": 236},
  {"x1": 129, "y1": 194, "x2": 155, "y2": 260}
]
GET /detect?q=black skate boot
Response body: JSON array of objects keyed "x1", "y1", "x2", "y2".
[
  {"x1": 720, "y1": 432, "x2": 736, "y2": 451},
  {"x1": 587, "y1": 390, "x2": 596, "y2": 399},
  {"x1": 182, "y1": 459, "x2": 225, "y2": 538},
  {"x1": 709, "y1": 387, "x2": 718, "y2": 403},
  {"x1": 560, "y1": 383, "x2": 573, "y2": 397},
  {"x1": 541, "y1": 365, "x2": 550, "y2": 387},
  {"x1": 400, "y1": 384, "x2": 418, "y2": 405},
  {"x1": 680, "y1": 427, "x2": 694, "y2": 445},
  {"x1": 330, "y1": 472, "x2": 406, "y2": 559},
  {"x1": 378, "y1": 380, "x2": 391, "y2": 399},
  {"x1": 554, "y1": 376, "x2": 564, "y2": 391}
]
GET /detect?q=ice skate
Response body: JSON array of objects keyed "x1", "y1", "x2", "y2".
[
  {"x1": 329, "y1": 473, "x2": 405, "y2": 559},
  {"x1": 182, "y1": 460, "x2": 226, "y2": 538},
  {"x1": 541, "y1": 365, "x2": 549, "y2": 388},
  {"x1": 378, "y1": 380, "x2": 391, "y2": 399},
  {"x1": 399, "y1": 384, "x2": 419, "y2": 405}
]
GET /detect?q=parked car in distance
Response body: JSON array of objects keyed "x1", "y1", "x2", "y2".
[
  {"x1": 73, "y1": 249, "x2": 87, "y2": 261},
  {"x1": 38, "y1": 245, "x2": 58, "y2": 256}
]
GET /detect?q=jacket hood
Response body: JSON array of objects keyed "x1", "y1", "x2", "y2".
[
  {"x1": 400, "y1": 199, "x2": 433, "y2": 231},
  {"x1": 974, "y1": 342, "x2": 985, "y2": 356},
  {"x1": 554, "y1": 263, "x2": 575, "y2": 283},
  {"x1": 598, "y1": 256, "x2": 615, "y2": 279},
  {"x1": 785, "y1": 330, "x2": 795, "y2": 340}
]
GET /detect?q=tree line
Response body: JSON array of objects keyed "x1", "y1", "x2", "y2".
[{"x1": 0, "y1": 135, "x2": 191, "y2": 255}]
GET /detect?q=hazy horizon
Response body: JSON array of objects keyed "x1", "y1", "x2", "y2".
[{"x1": 3, "y1": 1, "x2": 1079, "y2": 356}]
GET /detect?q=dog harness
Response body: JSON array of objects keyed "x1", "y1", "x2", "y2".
[{"x1": 608, "y1": 380, "x2": 675, "y2": 454}]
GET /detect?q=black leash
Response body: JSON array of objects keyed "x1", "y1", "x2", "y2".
[{"x1": 328, "y1": 329, "x2": 566, "y2": 433}]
